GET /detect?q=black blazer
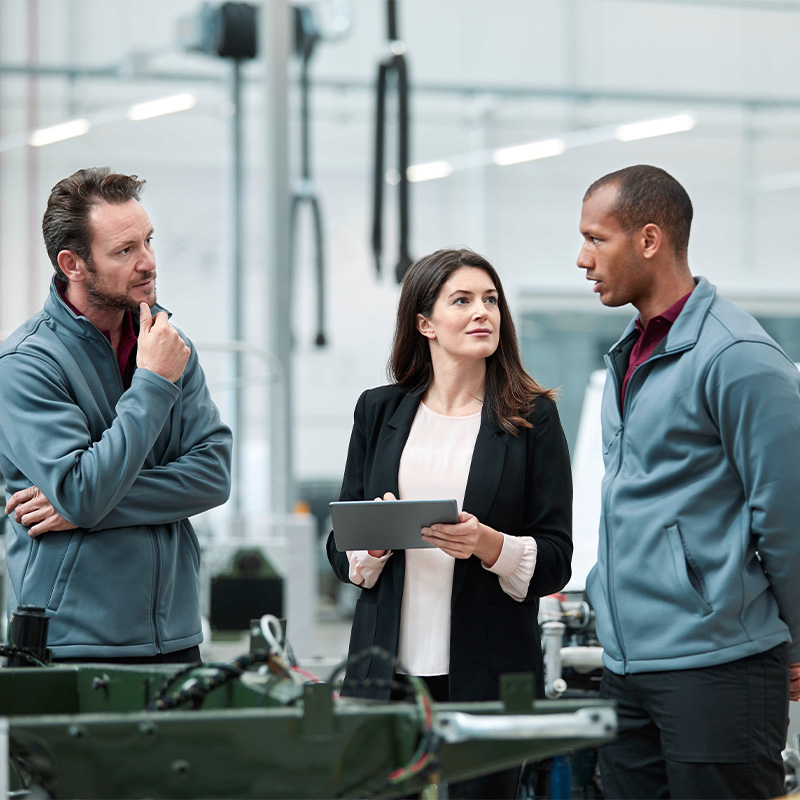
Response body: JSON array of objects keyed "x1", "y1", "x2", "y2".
[{"x1": 326, "y1": 384, "x2": 572, "y2": 701}]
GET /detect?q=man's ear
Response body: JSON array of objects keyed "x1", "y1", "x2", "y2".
[
  {"x1": 416, "y1": 313, "x2": 436, "y2": 339},
  {"x1": 57, "y1": 250, "x2": 84, "y2": 282},
  {"x1": 640, "y1": 223, "x2": 662, "y2": 260}
]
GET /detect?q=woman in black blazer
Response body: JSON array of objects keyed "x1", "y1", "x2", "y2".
[{"x1": 326, "y1": 248, "x2": 572, "y2": 799}]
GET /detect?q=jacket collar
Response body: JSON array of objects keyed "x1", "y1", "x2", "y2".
[
  {"x1": 660, "y1": 276, "x2": 715, "y2": 352},
  {"x1": 610, "y1": 276, "x2": 715, "y2": 356}
]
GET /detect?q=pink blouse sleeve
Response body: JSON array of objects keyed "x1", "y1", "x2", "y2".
[
  {"x1": 482, "y1": 535, "x2": 538, "y2": 602},
  {"x1": 347, "y1": 549, "x2": 393, "y2": 589}
]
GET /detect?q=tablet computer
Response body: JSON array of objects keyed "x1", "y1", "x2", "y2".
[{"x1": 330, "y1": 498, "x2": 459, "y2": 552}]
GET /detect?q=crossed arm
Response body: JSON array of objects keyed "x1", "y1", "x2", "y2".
[{"x1": 5, "y1": 486, "x2": 75, "y2": 537}]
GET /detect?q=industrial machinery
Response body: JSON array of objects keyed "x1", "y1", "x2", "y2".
[
  {"x1": 539, "y1": 591, "x2": 604, "y2": 702},
  {"x1": 0, "y1": 613, "x2": 617, "y2": 799}
]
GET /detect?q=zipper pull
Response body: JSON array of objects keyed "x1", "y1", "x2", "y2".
[{"x1": 604, "y1": 422, "x2": 624, "y2": 455}]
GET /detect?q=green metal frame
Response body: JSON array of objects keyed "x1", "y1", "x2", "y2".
[{"x1": 1, "y1": 664, "x2": 615, "y2": 798}]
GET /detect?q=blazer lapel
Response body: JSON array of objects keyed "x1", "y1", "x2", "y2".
[
  {"x1": 453, "y1": 412, "x2": 508, "y2": 603},
  {"x1": 463, "y1": 412, "x2": 507, "y2": 521},
  {"x1": 371, "y1": 389, "x2": 422, "y2": 497}
]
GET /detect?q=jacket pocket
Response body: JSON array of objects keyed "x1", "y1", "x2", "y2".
[
  {"x1": 665, "y1": 523, "x2": 712, "y2": 616},
  {"x1": 46, "y1": 530, "x2": 86, "y2": 611},
  {"x1": 181, "y1": 520, "x2": 201, "y2": 567}
]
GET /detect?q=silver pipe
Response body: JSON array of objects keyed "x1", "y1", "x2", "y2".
[
  {"x1": 4, "y1": 61, "x2": 800, "y2": 113},
  {"x1": 436, "y1": 707, "x2": 617, "y2": 743},
  {"x1": 541, "y1": 620, "x2": 567, "y2": 698},
  {"x1": 560, "y1": 646, "x2": 605, "y2": 672}
]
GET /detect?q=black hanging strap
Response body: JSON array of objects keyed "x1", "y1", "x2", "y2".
[
  {"x1": 290, "y1": 5, "x2": 327, "y2": 346},
  {"x1": 372, "y1": 0, "x2": 413, "y2": 283}
]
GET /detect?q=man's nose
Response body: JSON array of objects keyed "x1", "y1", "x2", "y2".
[
  {"x1": 137, "y1": 249, "x2": 155, "y2": 271},
  {"x1": 577, "y1": 243, "x2": 592, "y2": 269}
]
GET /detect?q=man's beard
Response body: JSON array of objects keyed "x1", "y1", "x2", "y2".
[{"x1": 85, "y1": 268, "x2": 156, "y2": 313}]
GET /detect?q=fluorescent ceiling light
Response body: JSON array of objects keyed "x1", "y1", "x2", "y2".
[
  {"x1": 377, "y1": 112, "x2": 697, "y2": 185},
  {"x1": 386, "y1": 161, "x2": 454, "y2": 184},
  {"x1": 29, "y1": 118, "x2": 91, "y2": 147},
  {"x1": 407, "y1": 160, "x2": 453, "y2": 183},
  {"x1": 614, "y1": 114, "x2": 695, "y2": 142},
  {"x1": 127, "y1": 93, "x2": 197, "y2": 122},
  {"x1": 492, "y1": 138, "x2": 566, "y2": 166}
]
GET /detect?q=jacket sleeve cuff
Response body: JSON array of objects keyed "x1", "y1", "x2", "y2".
[{"x1": 131, "y1": 367, "x2": 181, "y2": 400}]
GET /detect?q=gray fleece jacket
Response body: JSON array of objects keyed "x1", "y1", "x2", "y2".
[
  {"x1": 589, "y1": 277, "x2": 800, "y2": 674},
  {"x1": 0, "y1": 280, "x2": 231, "y2": 658}
]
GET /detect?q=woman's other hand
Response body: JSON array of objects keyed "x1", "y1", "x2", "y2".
[{"x1": 422, "y1": 511, "x2": 502, "y2": 566}]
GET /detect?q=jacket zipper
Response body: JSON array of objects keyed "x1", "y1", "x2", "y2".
[
  {"x1": 602, "y1": 347, "x2": 675, "y2": 672},
  {"x1": 84, "y1": 320, "x2": 127, "y2": 395},
  {"x1": 603, "y1": 356, "x2": 632, "y2": 673},
  {"x1": 151, "y1": 527, "x2": 162, "y2": 653},
  {"x1": 95, "y1": 314, "x2": 158, "y2": 649}
]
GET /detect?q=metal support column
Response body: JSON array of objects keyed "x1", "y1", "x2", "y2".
[
  {"x1": 261, "y1": 1, "x2": 293, "y2": 514},
  {"x1": 228, "y1": 57, "x2": 244, "y2": 517}
]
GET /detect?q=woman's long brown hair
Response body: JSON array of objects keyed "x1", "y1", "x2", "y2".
[{"x1": 388, "y1": 248, "x2": 555, "y2": 434}]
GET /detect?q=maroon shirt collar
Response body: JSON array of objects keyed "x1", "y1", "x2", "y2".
[
  {"x1": 621, "y1": 290, "x2": 693, "y2": 411},
  {"x1": 634, "y1": 291, "x2": 692, "y2": 335},
  {"x1": 58, "y1": 284, "x2": 138, "y2": 389}
]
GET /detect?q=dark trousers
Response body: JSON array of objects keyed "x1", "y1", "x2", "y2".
[
  {"x1": 598, "y1": 644, "x2": 789, "y2": 800},
  {"x1": 55, "y1": 645, "x2": 202, "y2": 666}
]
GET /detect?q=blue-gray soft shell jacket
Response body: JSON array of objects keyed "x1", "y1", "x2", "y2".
[
  {"x1": 0, "y1": 280, "x2": 232, "y2": 658},
  {"x1": 588, "y1": 276, "x2": 800, "y2": 674}
]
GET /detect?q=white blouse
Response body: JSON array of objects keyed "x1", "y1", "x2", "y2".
[{"x1": 347, "y1": 401, "x2": 538, "y2": 676}]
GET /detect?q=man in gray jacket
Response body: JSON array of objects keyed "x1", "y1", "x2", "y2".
[
  {"x1": 578, "y1": 164, "x2": 800, "y2": 799},
  {"x1": 0, "y1": 167, "x2": 232, "y2": 664}
]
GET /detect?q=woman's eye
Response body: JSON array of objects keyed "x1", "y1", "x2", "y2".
[{"x1": 485, "y1": 296, "x2": 498, "y2": 304}]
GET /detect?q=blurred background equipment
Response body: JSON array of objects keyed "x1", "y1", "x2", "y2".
[
  {"x1": 290, "y1": 5, "x2": 327, "y2": 347},
  {"x1": 371, "y1": 0, "x2": 413, "y2": 283},
  {"x1": 209, "y1": 548, "x2": 284, "y2": 631}
]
